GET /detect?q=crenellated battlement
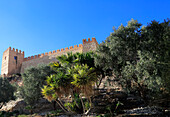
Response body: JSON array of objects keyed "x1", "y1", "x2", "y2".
[
  {"x1": 7, "y1": 47, "x2": 25, "y2": 55},
  {"x1": 83, "y1": 37, "x2": 98, "y2": 45},
  {"x1": 23, "y1": 44, "x2": 83, "y2": 61}
]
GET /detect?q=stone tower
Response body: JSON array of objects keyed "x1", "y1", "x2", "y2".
[
  {"x1": 1, "y1": 47, "x2": 24, "y2": 76},
  {"x1": 82, "y1": 37, "x2": 98, "y2": 53}
]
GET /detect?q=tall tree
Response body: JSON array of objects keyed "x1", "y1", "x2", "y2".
[
  {"x1": 95, "y1": 19, "x2": 170, "y2": 100},
  {"x1": 140, "y1": 19, "x2": 170, "y2": 93},
  {"x1": 0, "y1": 77, "x2": 15, "y2": 109},
  {"x1": 71, "y1": 64, "x2": 97, "y2": 113},
  {"x1": 42, "y1": 52, "x2": 97, "y2": 114},
  {"x1": 18, "y1": 64, "x2": 53, "y2": 107}
]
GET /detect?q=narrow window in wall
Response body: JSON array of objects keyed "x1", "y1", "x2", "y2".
[{"x1": 14, "y1": 56, "x2": 17, "y2": 64}]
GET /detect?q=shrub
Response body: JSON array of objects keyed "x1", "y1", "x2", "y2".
[
  {"x1": 18, "y1": 64, "x2": 53, "y2": 107},
  {"x1": 0, "y1": 77, "x2": 15, "y2": 108}
]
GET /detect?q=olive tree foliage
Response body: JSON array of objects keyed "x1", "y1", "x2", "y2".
[
  {"x1": 0, "y1": 77, "x2": 15, "y2": 108},
  {"x1": 18, "y1": 64, "x2": 53, "y2": 107},
  {"x1": 140, "y1": 19, "x2": 170, "y2": 93},
  {"x1": 122, "y1": 19, "x2": 170, "y2": 98},
  {"x1": 95, "y1": 19, "x2": 170, "y2": 99},
  {"x1": 95, "y1": 19, "x2": 141, "y2": 73}
]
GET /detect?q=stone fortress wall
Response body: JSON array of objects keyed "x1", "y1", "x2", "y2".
[{"x1": 1, "y1": 38, "x2": 98, "y2": 76}]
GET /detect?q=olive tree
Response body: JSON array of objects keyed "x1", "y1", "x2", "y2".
[
  {"x1": 94, "y1": 19, "x2": 170, "y2": 101},
  {"x1": 18, "y1": 64, "x2": 53, "y2": 107},
  {"x1": 0, "y1": 77, "x2": 15, "y2": 109}
]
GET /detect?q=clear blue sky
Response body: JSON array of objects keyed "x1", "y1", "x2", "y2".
[{"x1": 0, "y1": 0, "x2": 169, "y2": 74}]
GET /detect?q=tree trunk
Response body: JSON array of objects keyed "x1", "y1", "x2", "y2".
[
  {"x1": 71, "y1": 89, "x2": 80, "y2": 108},
  {"x1": 53, "y1": 101, "x2": 56, "y2": 110},
  {"x1": 57, "y1": 98, "x2": 75, "y2": 114},
  {"x1": 133, "y1": 74, "x2": 146, "y2": 102},
  {"x1": 85, "y1": 97, "x2": 92, "y2": 115},
  {"x1": 96, "y1": 72, "x2": 105, "y2": 89},
  {"x1": 80, "y1": 95, "x2": 85, "y2": 114},
  {"x1": 55, "y1": 99, "x2": 68, "y2": 113},
  {"x1": 0, "y1": 102, "x2": 4, "y2": 109},
  {"x1": 85, "y1": 108, "x2": 91, "y2": 115},
  {"x1": 90, "y1": 97, "x2": 93, "y2": 106}
]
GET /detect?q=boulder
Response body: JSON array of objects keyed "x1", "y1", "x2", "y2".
[{"x1": 0, "y1": 98, "x2": 27, "y2": 113}]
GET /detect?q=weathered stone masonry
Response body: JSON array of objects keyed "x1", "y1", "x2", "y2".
[{"x1": 1, "y1": 38, "x2": 98, "y2": 77}]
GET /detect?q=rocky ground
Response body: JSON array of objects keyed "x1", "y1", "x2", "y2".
[
  {"x1": 1, "y1": 77, "x2": 170, "y2": 116},
  {"x1": 1, "y1": 89, "x2": 170, "y2": 117}
]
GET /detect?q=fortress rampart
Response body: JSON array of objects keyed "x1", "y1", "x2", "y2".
[
  {"x1": 1, "y1": 38, "x2": 98, "y2": 77},
  {"x1": 24, "y1": 44, "x2": 83, "y2": 61}
]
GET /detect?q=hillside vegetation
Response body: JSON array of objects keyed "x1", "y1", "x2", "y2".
[{"x1": 0, "y1": 19, "x2": 170, "y2": 117}]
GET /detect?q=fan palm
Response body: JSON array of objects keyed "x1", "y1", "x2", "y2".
[
  {"x1": 71, "y1": 64, "x2": 97, "y2": 113},
  {"x1": 42, "y1": 70, "x2": 73, "y2": 113},
  {"x1": 42, "y1": 52, "x2": 97, "y2": 114},
  {"x1": 57, "y1": 52, "x2": 77, "y2": 67}
]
